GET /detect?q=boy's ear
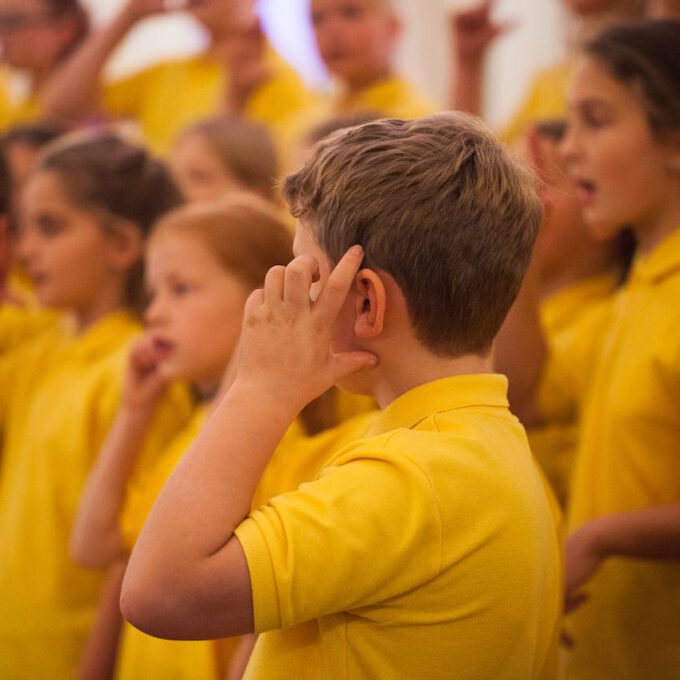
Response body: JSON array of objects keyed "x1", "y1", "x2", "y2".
[
  {"x1": 106, "y1": 220, "x2": 144, "y2": 271},
  {"x1": 353, "y1": 268, "x2": 386, "y2": 339}
]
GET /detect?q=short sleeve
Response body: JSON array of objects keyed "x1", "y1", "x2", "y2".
[{"x1": 235, "y1": 446, "x2": 442, "y2": 632}]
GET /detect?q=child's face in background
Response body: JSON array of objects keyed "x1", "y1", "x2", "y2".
[
  {"x1": 145, "y1": 231, "x2": 250, "y2": 394},
  {"x1": 310, "y1": 0, "x2": 399, "y2": 88},
  {"x1": 170, "y1": 133, "x2": 239, "y2": 204},
  {"x1": 18, "y1": 170, "x2": 132, "y2": 319},
  {"x1": 561, "y1": 56, "x2": 680, "y2": 244},
  {"x1": 0, "y1": 0, "x2": 76, "y2": 72}
]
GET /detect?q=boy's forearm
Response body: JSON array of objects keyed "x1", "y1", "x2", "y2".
[
  {"x1": 70, "y1": 406, "x2": 155, "y2": 569},
  {"x1": 122, "y1": 380, "x2": 297, "y2": 637},
  {"x1": 40, "y1": 6, "x2": 139, "y2": 119}
]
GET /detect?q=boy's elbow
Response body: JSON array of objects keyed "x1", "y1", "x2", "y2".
[{"x1": 120, "y1": 566, "x2": 178, "y2": 639}]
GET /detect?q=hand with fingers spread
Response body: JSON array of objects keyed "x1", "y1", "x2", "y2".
[{"x1": 234, "y1": 246, "x2": 378, "y2": 413}]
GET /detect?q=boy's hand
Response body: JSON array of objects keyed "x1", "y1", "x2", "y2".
[
  {"x1": 234, "y1": 246, "x2": 378, "y2": 414},
  {"x1": 450, "y1": 1, "x2": 514, "y2": 64},
  {"x1": 122, "y1": 334, "x2": 170, "y2": 413}
]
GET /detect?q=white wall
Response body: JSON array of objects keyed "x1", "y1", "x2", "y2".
[{"x1": 82, "y1": 0, "x2": 566, "y2": 130}]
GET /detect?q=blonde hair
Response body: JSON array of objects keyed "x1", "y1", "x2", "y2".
[{"x1": 150, "y1": 192, "x2": 292, "y2": 290}]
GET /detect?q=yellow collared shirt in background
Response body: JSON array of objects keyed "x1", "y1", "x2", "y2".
[
  {"x1": 530, "y1": 272, "x2": 618, "y2": 507},
  {"x1": 565, "y1": 228, "x2": 680, "y2": 680},
  {"x1": 103, "y1": 47, "x2": 315, "y2": 155},
  {"x1": 0, "y1": 312, "x2": 192, "y2": 680},
  {"x1": 236, "y1": 374, "x2": 561, "y2": 680}
]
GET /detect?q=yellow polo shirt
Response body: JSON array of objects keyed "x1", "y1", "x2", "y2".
[
  {"x1": 530, "y1": 273, "x2": 618, "y2": 507},
  {"x1": 104, "y1": 47, "x2": 315, "y2": 154},
  {"x1": 565, "y1": 228, "x2": 680, "y2": 680},
  {"x1": 236, "y1": 374, "x2": 561, "y2": 680},
  {"x1": 0, "y1": 312, "x2": 192, "y2": 680}
]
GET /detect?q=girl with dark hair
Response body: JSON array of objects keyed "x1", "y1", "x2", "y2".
[{"x1": 558, "y1": 19, "x2": 680, "y2": 679}]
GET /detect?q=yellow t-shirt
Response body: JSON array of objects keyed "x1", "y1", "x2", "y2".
[
  {"x1": 0, "y1": 312, "x2": 192, "y2": 680},
  {"x1": 501, "y1": 61, "x2": 572, "y2": 145},
  {"x1": 236, "y1": 374, "x2": 561, "y2": 680},
  {"x1": 0, "y1": 68, "x2": 40, "y2": 129},
  {"x1": 564, "y1": 228, "x2": 680, "y2": 680},
  {"x1": 103, "y1": 47, "x2": 315, "y2": 155},
  {"x1": 530, "y1": 273, "x2": 618, "y2": 507}
]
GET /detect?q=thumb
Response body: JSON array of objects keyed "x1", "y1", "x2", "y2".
[{"x1": 330, "y1": 351, "x2": 378, "y2": 383}]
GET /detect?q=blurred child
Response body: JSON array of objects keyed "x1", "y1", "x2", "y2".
[
  {"x1": 122, "y1": 113, "x2": 561, "y2": 679},
  {"x1": 553, "y1": 19, "x2": 680, "y2": 678},
  {"x1": 0, "y1": 132, "x2": 190, "y2": 679},
  {"x1": 282, "y1": 0, "x2": 435, "y2": 168},
  {"x1": 42, "y1": 0, "x2": 314, "y2": 153},
  {"x1": 69, "y1": 195, "x2": 294, "y2": 680},
  {"x1": 170, "y1": 117, "x2": 278, "y2": 204},
  {"x1": 494, "y1": 119, "x2": 630, "y2": 508},
  {"x1": 0, "y1": 0, "x2": 88, "y2": 128}
]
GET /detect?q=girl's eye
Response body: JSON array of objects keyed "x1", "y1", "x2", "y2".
[
  {"x1": 36, "y1": 215, "x2": 65, "y2": 237},
  {"x1": 171, "y1": 281, "x2": 192, "y2": 296}
]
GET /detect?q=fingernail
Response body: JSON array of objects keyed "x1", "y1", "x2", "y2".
[{"x1": 350, "y1": 245, "x2": 364, "y2": 256}]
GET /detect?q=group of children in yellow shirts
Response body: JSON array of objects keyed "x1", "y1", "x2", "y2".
[{"x1": 0, "y1": 0, "x2": 680, "y2": 678}]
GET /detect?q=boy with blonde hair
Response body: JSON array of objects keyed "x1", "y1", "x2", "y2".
[{"x1": 122, "y1": 113, "x2": 561, "y2": 680}]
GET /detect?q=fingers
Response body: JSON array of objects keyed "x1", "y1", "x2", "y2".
[
  {"x1": 316, "y1": 245, "x2": 364, "y2": 323},
  {"x1": 263, "y1": 265, "x2": 285, "y2": 304},
  {"x1": 284, "y1": 256, "x2": 319, "y2": 307},
  {"x1": 330, "y1": 350, "x2": 378, "y2": 383}
]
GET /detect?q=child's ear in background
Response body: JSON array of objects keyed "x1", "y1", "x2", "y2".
[
  {"x1": 353, "y1": 268, "x2": 386, "y2": 339},
  {"x1": 106, "y1": 220, "x2": 145, "y2": 271}
]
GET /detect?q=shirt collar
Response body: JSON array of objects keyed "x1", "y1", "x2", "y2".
[
  {"x1": 630, "y1": 227, "x2": 680, "y2": 285},
  {"x1": 366, "y1": 373, "x2": 509, "y2": 437}
]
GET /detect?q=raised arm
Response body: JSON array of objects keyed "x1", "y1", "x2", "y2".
[
  {"x1": 40, "y1": 0, "x2": 166, "y2": 121},
  {"x1": 70, "y1": 335, "x2": 170, "y2": 570},
  {"x1": 448, "y1": 0, "x2": 514, "y2": 116},
  {"x1": 120, "y1": 247, "x2": 376, "y2": 640}
]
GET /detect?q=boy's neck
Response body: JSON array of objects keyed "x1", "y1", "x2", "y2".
[{"x1": 370, "y1": 349, "x2": 492, "y2": 410}]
